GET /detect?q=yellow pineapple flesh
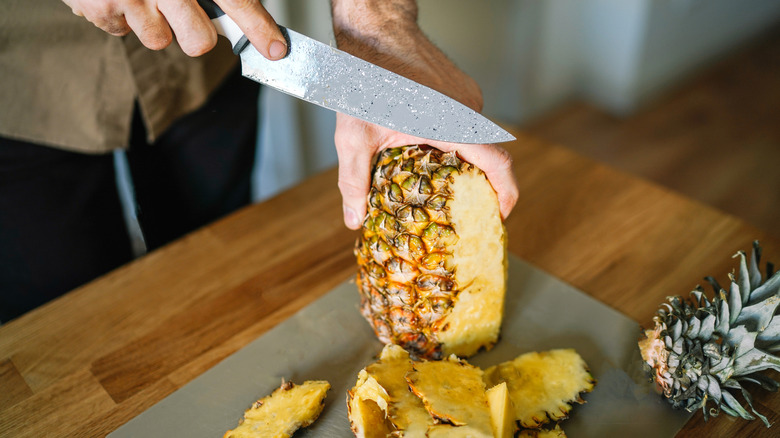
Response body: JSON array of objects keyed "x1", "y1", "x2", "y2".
[
  {"x1": 483, "y1": 349, "x2": 595, "y2": 428},
  {"x1": 355, "y1": 145, "x2": 507, "y2": 359},
  {"x1": 224, "y1": 380, "x2": 330, "y2": 438},
  {"x1": 486, "y1": 382, "x2": 517, "y2": 438}
]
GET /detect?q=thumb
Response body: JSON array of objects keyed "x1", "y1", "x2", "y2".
[{"x1": 215, "y1": 0, "x2": 287, "y2": 60}]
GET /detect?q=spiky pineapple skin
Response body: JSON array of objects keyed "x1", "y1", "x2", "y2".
[
  {"x1": 355, "y1": 145, "x2": 506, "y2": 359},
  {"x1": 639, "y1": 241, "x2": 780, "y2": 427}
]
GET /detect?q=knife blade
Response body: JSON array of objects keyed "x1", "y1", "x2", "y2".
[{"x1": 196, "y1": 0, "x2": 515, "y2": 144}]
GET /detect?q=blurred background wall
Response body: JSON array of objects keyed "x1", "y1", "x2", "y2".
[{"x1": 253, "y1": 0, "x2": 780, "y2": 203}]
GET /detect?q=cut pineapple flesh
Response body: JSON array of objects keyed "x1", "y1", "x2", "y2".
[
  {"x1": 406, "y1": 355, "x2": 492, "y2": 437},
  {"x1": 486, "y1": 382, "x2": 516, "y2": 438},
  {"x1": 436, "y1": 170, "x2": 507, "y2": 358},
  {"x1": 483, "y1": 349, "x2": 594, "y2": 428},
  {"x1": 224, "y1": 380, "x2": 330, "y2": 438}
]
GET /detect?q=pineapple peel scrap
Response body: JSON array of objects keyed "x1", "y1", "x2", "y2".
[
  {"x1": 639, "y1": 240, "x2": 780, "y2": 428},
  {"x1": 223, "y1": 380, "x2": 330, "y2": 438},
  {"x1": 347, "y1": 345, "x2": 593, "y2": 437}
]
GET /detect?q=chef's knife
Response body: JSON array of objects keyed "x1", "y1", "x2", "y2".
[{"x1": 196, "y1": 0, "x2": 515, "y2": 144}]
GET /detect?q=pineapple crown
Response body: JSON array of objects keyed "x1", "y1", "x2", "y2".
[{"x1": 639, "y1": 241, "x2": 780, "y2": 427}]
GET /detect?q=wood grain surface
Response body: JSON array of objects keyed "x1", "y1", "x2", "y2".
[
  {"x1": 1, "y1": 128, "x2": 778, "y2": 437},
  {"x1": 526, "y1": 25, "x2": 780, "y2": 239}
]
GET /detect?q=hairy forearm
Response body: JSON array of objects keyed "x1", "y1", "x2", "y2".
[
  {"x1": 331, "y1": 0, "x2": 419, "y2": 41},
  {"x1": 330, "y1": 0, "x2": 483, "y2": 112}
]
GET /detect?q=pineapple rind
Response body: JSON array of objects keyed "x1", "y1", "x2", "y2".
[
  {"x1": 405, "y1": 355, "x2": 493, "y2": 437},
  {"x1": 348, "y1": 346, "x2": 592, "y2": 438},
  {"x1": 347, "y1": 371, "x2": 394, "y2": 438},
  {"x1": 349, "y1": 344, "x2": 432, "y2": 438},
  {"x1": 426, "y1": 424, "x2": 493, "y2": 437},
  {"x1": 483, "y1": 349, "x2": 595, "y2": 428},
  {"x1": 518, "y1": 424, "x2": 567, "y2": 437},
  {"x1": 348, "y1": 398, "x2": 394, "y2": 438},
  {"x1": 224, "y1": 380, "x2": 330, "y2": 438}
]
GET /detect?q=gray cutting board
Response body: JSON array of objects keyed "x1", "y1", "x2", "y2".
[{"x1": 109, "y1": 255, "x2": 691, "y2": 437}]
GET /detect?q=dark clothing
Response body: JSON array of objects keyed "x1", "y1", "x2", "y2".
[{"x1": 0, "y1": 68, "x2": 260, "y2": 322}]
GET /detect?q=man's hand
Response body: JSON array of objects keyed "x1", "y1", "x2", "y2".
[
  {"x1": 335, "y1": 114, "x2": 518, "y2": 229},
  {"x1": 62, "y1": 0, "x2": 287, "y2": 59},
  {"x1": 331, "y1": 0, "x2": 519, "y2": 230}
]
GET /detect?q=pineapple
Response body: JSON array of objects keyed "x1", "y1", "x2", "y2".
[
  {"x1": 347, "y1": 344, "x2": 433, "y2": 437},
  {"x1": 486, "y1": 382, "x2": 517, "y2": 438},
  {"x1": 346, "y1": 371, "x2": 395, "y2": 438},
  {"x1": 639, "y1": 241, "x2": 780, "y2": 427},
  {"x1": 482, "y1": 349, "x2": 595, "y2": 428},
  {"x1": 224, "y1": 380, "x2": 330, "y2": 438},
  {"x1": 406, "y1": 355, "x2": 493, "y2": 437},
  {"x1": 355, "y1": 145, "x2": 507, "y2": 359},
  {"x1": 348, "y1": 345, "x2": 593, "y2": 437}
]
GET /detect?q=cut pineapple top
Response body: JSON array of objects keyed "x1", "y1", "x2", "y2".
[
  {"x1": 406, "y1": 355, "x2": 493, "y2": 437},
  {"x1": 483, "y1": 349, "x2": 595, "y2": 428},
  {"x1": 638, "y1": 241, "x2": 780, "y2": 427},
  {"x1": 224, "y1": 380, "x2": 330, "y2": 438}
]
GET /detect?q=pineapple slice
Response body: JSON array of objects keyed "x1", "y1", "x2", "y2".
[
  {"x1": 348, "y1": 344, "x2": 432, "y2": 437},
  {"x1": 405, "y1": 355, "x2": 493, "y2": 437},
  {"x1": 486, "y1": 382, "x2": 516, "y2": 438},
  {"x1": 346, "y1": 371, "x2": 395, "y2": 438},
  {"x1": 224, "y1": 380, "x2": 330, "y2": 438},
  {"x1": 483, "y1": 349, "x2": 595, "y2": 428}
]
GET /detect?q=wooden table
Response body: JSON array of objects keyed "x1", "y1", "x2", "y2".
[{"x1": 1, "y1": 129, "x2": 777, "y2": 437}]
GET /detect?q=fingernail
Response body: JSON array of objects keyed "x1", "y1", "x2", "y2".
[
  {"x1": 269, "y1": 40, "x2": 287, "y2": 59},
  {"x1": 343, "y1": 205, "x2": 360, "y2": 229}
]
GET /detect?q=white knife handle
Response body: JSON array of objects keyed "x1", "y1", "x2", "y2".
[{"x1": 196, "y1": 0, "x2": 250, "y2": 54}]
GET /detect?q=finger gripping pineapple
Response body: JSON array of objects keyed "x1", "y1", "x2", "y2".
[
  {"x1": 355, "y1": 145, "x2": 507, "y2": 359},
  {"x1": 639, "y1": 241, "x2": 780, "y2": 427}
]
